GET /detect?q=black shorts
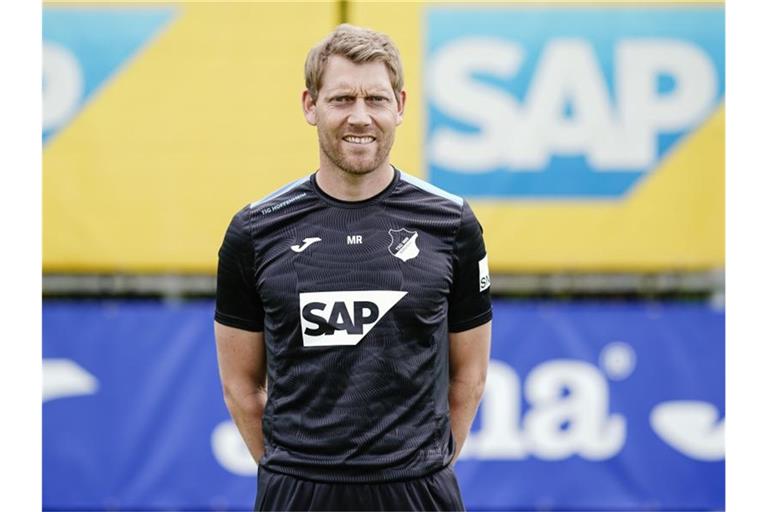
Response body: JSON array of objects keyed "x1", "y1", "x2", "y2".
[{"x1": 254, "y1": 465, "x2": 466, "y2": 511}]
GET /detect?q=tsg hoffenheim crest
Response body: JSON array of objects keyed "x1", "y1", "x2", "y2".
[{"x1": 388, "y1": 228, "x2": 420, "y2": 262}]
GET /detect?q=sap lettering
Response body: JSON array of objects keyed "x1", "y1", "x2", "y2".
[
  {"x1": 461, "y1": 359, "x2": 625, "y2": 460},
  {"x1": 299, "y1": 291, "x2": 407, "y2": 347},
  {"x1": 428, "y1": 37, "x2": 717, "y2": 172},
  {"x1": 302, "y1": 301, "x2": 379, "y2": 336}
]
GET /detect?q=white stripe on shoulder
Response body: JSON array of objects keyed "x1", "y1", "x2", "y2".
[
  {"x1": 249, "y1": 175, "x2": 311, "y2": 209},
  {"x1": 399, "y1": 172, "x2": 463, "y2": 206}
]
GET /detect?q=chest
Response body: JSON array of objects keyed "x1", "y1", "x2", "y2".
[{"x1": 253, "y1": 206, "x2": 456, "y2": 323}]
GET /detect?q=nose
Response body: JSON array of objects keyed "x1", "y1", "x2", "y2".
[{"x1": 347, "y1": 98, "x2": 372, "y2": 127}]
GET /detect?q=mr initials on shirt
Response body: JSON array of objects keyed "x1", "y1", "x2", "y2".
[{"x1": 347, "y1": 235, "x2": 363, "y2": 245}]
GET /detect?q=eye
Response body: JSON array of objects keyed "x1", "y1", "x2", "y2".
[
  {"x1": 368, "y1": 96, "x2": 387, "y2": 103},
  {"x1": 331, "y1": 95, "x2": 354, "y2": 103}
]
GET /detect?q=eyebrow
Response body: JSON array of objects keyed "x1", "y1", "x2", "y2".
[{"x1": 325, "y1": 86, "x2": 392, "y2": 96}]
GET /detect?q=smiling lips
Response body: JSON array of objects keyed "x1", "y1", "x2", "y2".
[{"x1": 342, "y1": 135, "x2": 376, "y2": 145}]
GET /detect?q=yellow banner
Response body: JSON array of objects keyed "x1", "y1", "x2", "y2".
[
  {"x1": 43, "y1": 2, "x2": 724, "y2": 273},
  {"x1": 43, "y1": 3, "x2": 336, "y2": 272}
]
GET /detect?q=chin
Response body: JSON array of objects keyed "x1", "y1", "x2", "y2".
[
  {"x1": 340, "y1": 163, "x2": 378, "y2": 175},
  {"x1": 321, "y1": 142, "x2": 386, "y2": 176},
  {"x1": 337, "y1": 155, "x2": 382, "y2": 175}
]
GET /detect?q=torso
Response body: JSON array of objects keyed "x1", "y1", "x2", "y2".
[{"x1": 241, "y1": 170, "x2": 467, "y2": 482}]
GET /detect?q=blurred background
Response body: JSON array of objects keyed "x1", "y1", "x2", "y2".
[{"x1": 42, "y1": 1, "x2": 724, "y2": 510}]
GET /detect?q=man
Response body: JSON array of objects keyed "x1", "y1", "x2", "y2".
[{"x1": 214, "y1": 24, "x2": 492, "y2": 511}]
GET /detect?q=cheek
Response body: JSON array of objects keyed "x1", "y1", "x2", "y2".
[
  {"x1": 319, "y1": 115, "x2": 343, "y2": 133},
  {"x1": 317, "y1": 120, "x2": 335, "y2": 137},
  {"x1": 381, "y1": 108, "x2": 400, "y2": 127}
]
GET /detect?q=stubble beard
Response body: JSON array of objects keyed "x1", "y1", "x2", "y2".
[{"x1": 319, "y1": 130, "x2": 394, "y2": 176}]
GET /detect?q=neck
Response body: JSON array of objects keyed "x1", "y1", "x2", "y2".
[{"x1": 315, "y1": 161, "x2": 395, "y2": 202}]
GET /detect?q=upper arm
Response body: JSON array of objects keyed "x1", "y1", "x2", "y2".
[
  {"x1": 447, "y1": 203, "x2": 492, "y2": 333},
  {"x1": 214, "y1": 321, "x2": 266, "y2": 394},
  {"x1": 449, "y1": 321, "x2": 492, "y2": 383},
  {"x1": 215, "y1": 207, "x2": 265, "y2": 332}
]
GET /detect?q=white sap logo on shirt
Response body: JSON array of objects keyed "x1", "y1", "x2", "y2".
[
  {"x1": 479, "y1": 254, "x2": 490, "y2": 292},
  {"x1": 299, "y1": 291, "x2": 407, "y2": 347}
]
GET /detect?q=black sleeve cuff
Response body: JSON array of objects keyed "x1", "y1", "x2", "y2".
[
  {"x1": 214, "y1": 310, "x2": 263, "y2": 332},
  {"x1": 448, "y1": 308, "x2": 493, "y2": 333}
]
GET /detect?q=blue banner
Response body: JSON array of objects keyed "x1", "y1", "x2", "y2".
[
  {"x1": 458, "y1": 301, "x2": 724, "y2": 510},
  {"x1": 43, "y1": 300, "x2": 724, "y2": 510}
]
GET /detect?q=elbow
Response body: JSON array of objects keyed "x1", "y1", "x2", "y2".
[
  {"x1": 469, "y1": 378, "x2": 486, "y2": 404},
  {"x1": 221, "y1": 382, "x2": 266, "y2": 417},
  {"x1": 450, "y1": 371, "x2": 487, "y2": 405}
]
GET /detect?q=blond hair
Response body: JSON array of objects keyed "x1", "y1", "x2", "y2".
[{"x1": 304, "y1": 24, "x2": 404, "y2": 101}]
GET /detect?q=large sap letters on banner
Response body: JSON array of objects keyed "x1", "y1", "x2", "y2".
[
  {"x1": 422, "y1": 5, "x2": 725, "y2": 271},
  {"x1": 426, "y1": 8, "x2": 724, "y2": 198},
  {"x1": 43, "y1": 300, "x2": 724, "y2": 511}
]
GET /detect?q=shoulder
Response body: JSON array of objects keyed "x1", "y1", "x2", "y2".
[
  {"x1": 223, "y1": 175, "x2": 313, "y2": 245},
  {"x1": 390, "y1": 169, "x2": 482, "y2": 243},
  {"x1": 396, "y1": 170, "x2": 464, "y2": 208},
  {"x1": 393, "y1": 170, "x2": 467, "y2": 229},
  {"x1": 248, "y1": 175, "x2": 313, "y2": 215}
]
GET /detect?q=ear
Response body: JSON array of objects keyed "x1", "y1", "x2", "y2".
[
  {"x1": 395, "y1": 89, "x2": 406, "y2": 126},
  {"x1": 302, "y1": 90, "x2": 318, "y2": 126}
]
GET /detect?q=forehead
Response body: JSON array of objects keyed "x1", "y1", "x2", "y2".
[{"x1": 320, "y1": 55, "x2": 393, "y2": 94}]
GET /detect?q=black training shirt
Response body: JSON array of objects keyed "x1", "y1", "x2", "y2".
[{"x1": 216, "y1": 168, "x2": 492, "y2": 482}]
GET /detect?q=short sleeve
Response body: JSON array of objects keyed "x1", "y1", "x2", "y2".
[
  {"x1": 215, "y1": 208, "x2": 264, "y2": 332},
  {"x1": 447, "y1": 202, "x2": 493, "y2": 332}
]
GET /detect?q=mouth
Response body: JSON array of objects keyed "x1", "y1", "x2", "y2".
[{"x1": 342, "y1": 135, "x2": 376, "y2": 145}]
